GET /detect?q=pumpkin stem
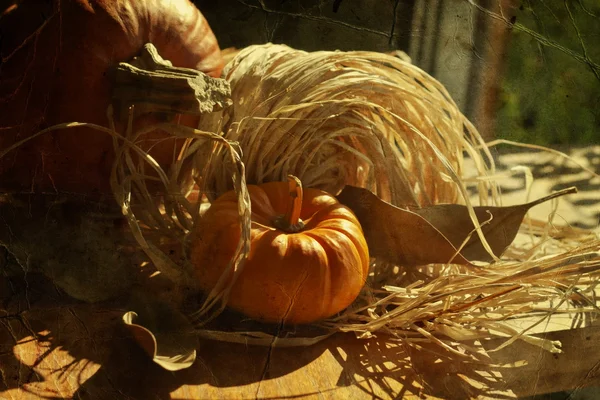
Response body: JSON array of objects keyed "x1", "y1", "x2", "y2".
[
  {"x1": 278, "y1": 175, "x2": 305, "y2": 233},
  {"x1": 111, "y1": 43, "x2": 231, "y2": 118}
]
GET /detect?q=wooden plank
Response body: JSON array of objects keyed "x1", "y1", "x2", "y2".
[{"x1": 0, "y1": 273, "x2": 516, "y2": 399}]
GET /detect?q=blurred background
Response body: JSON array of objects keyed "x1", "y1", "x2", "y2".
[{"x1": 195, "y1": 0, "x2": 600, "y2": 147}]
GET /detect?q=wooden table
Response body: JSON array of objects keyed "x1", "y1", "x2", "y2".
[
  {"x1": 2, "y1": 146, "x2": 599, "y2": 399},
  {"x1": 0, "y1": 274, "x2": 516, "y2": 399}
]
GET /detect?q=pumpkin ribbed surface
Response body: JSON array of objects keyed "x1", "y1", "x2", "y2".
[
  {"x1": 0, "y1": 0, "x2": 223, "y2": 195},
  {"x1": 190, "y1": 181, "x2": 370, "y2": 324}
]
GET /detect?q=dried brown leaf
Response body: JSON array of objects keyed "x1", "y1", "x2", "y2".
[
  {"x1": 337, "y1": 185, "x2": 577, "y2": 265},
  {"x1": 123, "y1": 291, "x2": 198, "y2": 371},
  {"x1": 336, "y1": 186, "x2": 471, "y2": 266},
  {"x1": 409, "y1": 187, "x2": 578, "y2": 261}
]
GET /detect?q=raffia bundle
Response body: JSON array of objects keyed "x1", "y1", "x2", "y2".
[
  {"x1": 193, "y1": 44, "x2": 497, "y2": 207},
  {"x1": 111, "y1": 44, "x2": 600, "y2": 357}
]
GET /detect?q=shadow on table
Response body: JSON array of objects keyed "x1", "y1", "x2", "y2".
[
  {"x1": 73, "y1": 332, "x2": 515, "y2": 400},
  {"x1": 330, "y1": 336, "x2": 516, "y2": 400},
  {"x1": 2, "y1": 266, "x2": 517, "y2": 400},
  {"x1": 0, "y1": 269, "x2": 328, "y2": 399}
]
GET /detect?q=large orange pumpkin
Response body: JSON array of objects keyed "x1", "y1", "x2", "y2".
[
  {"x1": 0, "y1": 0, "x2": 223, "y2": 196},
  {"x1": 190, "y1": 176, "x2": 370, "y2": 324}
]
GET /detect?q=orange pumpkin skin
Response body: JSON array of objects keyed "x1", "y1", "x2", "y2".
[{"x1": 189, "y1": 182, "x2": 370, "y2": 325}]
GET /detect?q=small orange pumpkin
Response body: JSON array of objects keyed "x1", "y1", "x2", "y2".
[{"x1": 190, "y1": 176, "x2": 370, "y2": 324}]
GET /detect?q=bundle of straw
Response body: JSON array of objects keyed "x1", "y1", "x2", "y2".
[
  {"x1": 112, "y1": 44, "x2": 600, "y2": 356},
  {"x1": 195, "y1": 44, "x2": 497, "y2": 207}
]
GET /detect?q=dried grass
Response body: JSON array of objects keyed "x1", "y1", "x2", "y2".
[{"x1": 195, "y1": 44, "x2": 499, "y2": 207}]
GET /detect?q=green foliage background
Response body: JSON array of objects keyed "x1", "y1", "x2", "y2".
[{"x1": 496, "y1": 0, "x2": 600, "y2": 146}]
